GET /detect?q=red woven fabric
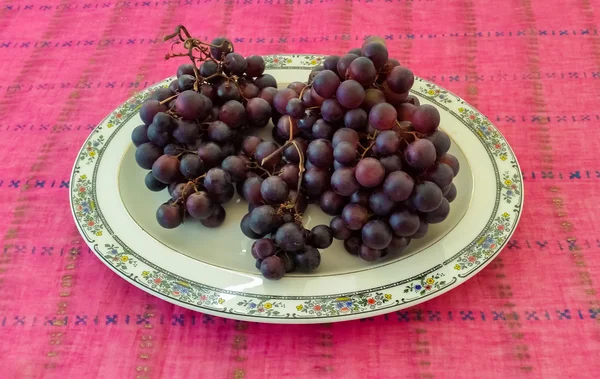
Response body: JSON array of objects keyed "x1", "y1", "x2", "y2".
[{"x1": 1, "y1": 1, "x2": 600, "y2": 378}]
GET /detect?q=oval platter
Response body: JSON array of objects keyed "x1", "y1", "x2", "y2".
[{"x1": 70, "y1": 55, "x2": 523, "y2": 324}]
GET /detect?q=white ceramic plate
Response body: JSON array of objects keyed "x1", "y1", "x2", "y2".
[{"x1": 70, "y1": 55, "x2": 523, "y2": 324}]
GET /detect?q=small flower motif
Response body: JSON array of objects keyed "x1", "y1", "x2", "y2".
[
  {"x1": 502, "y1": 212, "x2": 510, "y2": 218},
  {"x1": 504, "y1": 179, "x2": 512, "y2": 185},
  {"x1": 286, "y1": 59, "x2": 292, "y2": 63},
  {"x1": 296, "y1": 305, "x2": 303, "y2": 311},
  {"x1": 314, "y1": 305, "x2": 322, "y2": 311},
  {"x1": 345, "y1": 301, "x2": 352, "y2": 307},
  {"x1": 427, "y1": 89, "x2": 435, "y2": 95},
  {"x1": 367, "y1": 298, "x2": 376, "y2": 305},
  {"x1": 173, "y1": 291, "x2": 180, "y2": 296},
  {"x1": 86, "y1": 146, "x2": 92, "y2": 151},
  {"x1": 218, "y1": 298, "x2": 225, "y2": 304},
  {"x1": 154, "y1": 278, "x2": 162, "y2": 284},
  {"x1": 81, "y1": 175, "x2": 87, "y2": 180},
  {"x1": 273, "y1": 58, "x2": 279, "y2": 63},
  {"x1": 384, "y1": 294, "x2": 392, "y2": 300},
  {"x1": 490, "y1": 243, "x2": 496, "y2": 249},
  {"x1": 458, "y1": 107, "x2": 465, "y2": 112},
  {"x1": 88, "y1": 221, "x2": 95, "y2": 227},
  {"x1": 116, "y1": 113, "x2": 122, "y2": 119},
  {"x1": 469, "y1": 114, "x2": 476, "y2": 120},
  {"x1": 79, "y1": 187, "x2": 86, "y2": 192},
  {"x1": 494, "y1": 143, "x2": 501, "y2": 149},
  {"x1": 500, "y1": 155, "x2": 508, "y2": 161},
  {"x1": 336, "y1": 302, "x2": 344, "y2": 309},
  {"x1": 258, "y1": 308, "x2": 264, "y2": 313},
  {"x1": 425, "y1": 285, "x2": 432, "y2": 290},
  {"x1": 340, "y1": 307, "x2": 350, "y2": 314},
  {"x1": 468, "y1": 255, "x2": 476, "y2": 262},
  {"x1": 497, "y1": 225, "x2": 505, "y2": 231},
  {"x1": 426, "y1": 278, "x2": 435, "y2": 284},
  {"x1": 121, "y1": 256, "x2": 128, "y2": 262},
  {"x1": 249, "y1": 303, "x2": 256, "y2": 309},
  {"x1": 200, "y1": 295, "x2": 207, "y2": 301},
  {"x1": 511, "y1": 184, "x2": 517, "y2": 190},
  {"x1": 142, "y1": 271, "x2": 149, "y2": 277},
  {"x1": 107, "y1": 122, "x2": 114, "y2": 128},
  {"x1": 310, "y1": 59, "x2": 317, "y2": 65},
  {"x1": 415, "y1": 284, "x2": 422, "y2": 290},
  {"x1": 454, "y1": 264, "x2": 461, "y2": 270},
  {"x1": 264, "y1": 302, "x2": 273, "y2": 309},
  {"x1": 96, "y1": 231, "x2": 102, "y2": 236},
  {"x1": 89, "y1": 151, "x2": 96, "y2": 157},
  {"x1": 506, "y1": 190, "x2": 513, "y2": 196}
]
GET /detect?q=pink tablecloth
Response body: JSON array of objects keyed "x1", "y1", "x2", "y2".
[{"x1": 1, "y1": 1, "x2": 600, "y2": 378}]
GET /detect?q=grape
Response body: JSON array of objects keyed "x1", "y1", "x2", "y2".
[
  {"x1": 204, "y1": 168, "x2": 232, "y2": 195},
  {"x1": 140, "y1": 100, "x2": 168, "y2": 125},
  {"x1": 298, "y1": 113, "x2": 318, "y2": 135},
  {"x1": 186, "y1": 191, "x2": 215, "y2": 220},
  {"x1": 176, "y1": 64, "x2": 195, "y2": 78},
  {"x1": 348, "y1": 48, "x2": 362, "y2": 55},
  {"x1": 178, "y1": 74, "x2": 195, "y2": 91},
  {"x1": 176, "y1": 91, "x2": 210, "y2": 121},
  {"x1": 324, "y1": 55, "x2": 340, "y2": 71},
  {"x1": 423, "y1": 163, "x2": 454, "y2": 189},
  {"x1": 444, "y1": 183, "x2": 457, "y2": 202},
  {"x1": 375, "y1": 130, "x2": 401, "y2": 155},
  {"x1": 284, "y1": 98, "x2": 304, "y2": 119},
  {"x1": 396, "y1": 103, "x2": 418, "y2": 122},
  {"x1": 312, "y1": 118, "x2": 334, "y2": 140},
  {"x1": 439, "y1": 154, "x2": 460, "y2": 176},
  {"x1": 275, "y1": 222, "x2": 305, "y2": 252},
  {"x1": 406, "y1": 95, "x2": 420, "y2": 106},
  {"x1": 333, "y1": 141, "x2": 357, "y2": 165},
  {"x1": 260, "y1": 176, "x2": 289, "y2": 205},
  {"x1": 255, "y1": 141, "x2": 281, "y2": 169},
  {"x1": 219, "y1": 100, "x2": 246, "y2": 128},
  {"x1": 369, "y1": 103, "x2": 397, "y2": 131},
  {"x1": 342, "y1": 108, "x2": 367, "y2": 131},
  {"x1": 199, "y1": 61, "x2": 218, "y2": 77},
  {"x1": 221, "y1": 155, "x2": 247, "y2": 182},
  {"x1": 331, "y1": 167, "x2": 360, "y2": 196},
  {"x1": 382, "y1": 84, "x2": 408, "y2": 106},
  {"x1": 212, "y1": 185, "x2": 233, "y2": 204},
  {"x1": 145, "y1": 171, "x2": 168, "y2": 192},
  {"x1": 132, "y1": 124, "x2": 150, "y2": 147},
  {"x1": 249, "y1": 205, "x2": 278, "y2": 235},
  {"x1": 359, "y1": 245, "x2": 382, "y2": 262},
  {"x1": 254, "y1": 74, "x2": 278, "y2": 89},
  {"x1": 342, "y1": 203, "x2": 369, "y2": 230},
  {"x1": 344, "y1": 235, "x2": 361, "y2": 255},
  {"x1": 272, "y1": 125, "x2": 287, "y2": 145},
  {"x1": 274, "y1": 88, "x2": 297, "y2": 114},
  {"x1": 197, "y1": 142, "x2": 223, "y2": 168},
  {"x1": 426, "y1": 130, "x2": 451, "y2": 157},
  {"x1": 425, "y1": 198, "x2": 450, "y2": 224},
  {"x1": 411, "y1": 218, "x2": 429, "y2": 239},
  {"x1": 201, "y1": 204, "x2": 226, "y2": 228},
  {"x1": 337, "y1": 54, "x2": 359, "y2": 78},
  {"x1": 221, "y1": 142, "x2": 236, "y2": 158},
  {"x1": 313, "y1": 70, "x2": 340, "y2": 99},
  {"x1": 147, "y1": 123, "x2": 170, "y2": 147},
  {"x1": 310, "y1": 87, "x2": 326, "y2": 106},
  {"x1": 241, "y1": 83, "x2": 259, "y2": 99},
  {"x1": 336, "y1": 80, "x2": 365, "y2": 109},
  {"x1": 383, "y1": 171, "x2": 414, "y2": 201},
  {"x1": 350, "y1": 189, "x2": 370, "y2": 206},
  {"x1": 156, "y1": 202, "x2": 182, "y2": 229},
  {"x1": 279, "y1": 252, "x2": 296, "y2": 273},
  {"x1": 380, "y1": 155, "x2": 403, "y2": 174},
  {"x1": 150, "y1": 87, "x2": 175, "y2": 102},
  {"x1": 259, "y1": 87, "x2": 278, "y2": 106},
  {"x1": 287, "y1": 81, "x2": 307, "y2": 95},
  {"x1": 304, "y1": 167, "x2": 330, "y2": 197},
  {"x1": 180, "y1": 154, "x2": 205, "y2": 179},
  {"x1": 241, "y1": 213, "x2": 263, "y2": 239},
  {"x1": 362, "y1": 220, "x2": 392, "y2": 250},
  {"x1": 151, "y1": 155, "x2": 180, "y2": 184},
  {"x1": 168, "y1": 80, "x2": 179, "y2": 93},
  {"x1": 404, "y1": 139, "x2": 437, "y2": 170},
  {"x1": 307, "y1": 139, "x2": 334, "y2": 168},
  {"x1": 216, "y1": 81, "x2": 242, "y2": 102},
  {"x1": 244, "y1": 55, "x2": 265, "y2": 77},
  {"x1": 173, "y1": 120, "x2": 200, "y2": 145},
  {"x1": 386, "y1": 66, "x2": 414, "y2": 93},
  {"x1": 210, "y1": 106, "x2": 220, "y2": 121},
  {"x1": 332, "y1": 128, "x2": 359, "y2": 148},
  {"x1": 290, "y1": 190, "x2": 308, "y2": 214},
  {"x1": 251, "y1": 238, "x2": 276, "y2": 259},
  {"x1": 223, "y1": 52, "x2": 247, "y2": 75},
  {"x1": 348, "y1": 57, "x2": 377, "y2": 87},
  {"x1": 362, "y1": 88, "x2": 386, "y2": 111},
  {"x1": 368, "y1": 189, "x2": 396, "y2": 216},
  {"x1": 210, "y1": 37, "x2": 234, "y2": 59},
  {"x1": 412, "y1": 104, "x2": 440, "y2": 134},
  {"x1": 171, "y1": 182, "x2": 195, "y2": 201},
  {"x1": 389, "y1": 209, "x2": 420, "y2": 237},
  {"x1": 361, "y1": 41, "x2": 388, "y2": 70},
  {"x1": 410, "y1": 181, "x2": 443, "y2": 212},
  {"x1": 293, "y1": 246, "x2": 321, "y2": 272},
  {"x1": 309, "y1": 225, "x2": 333, "y2": 249},
  {"x1": 206, "y1": 121, "x2": 232, "y2": 144},
  {"x1": 381, "y1": 58, "x2": 401, "y2": 75},
  {"x1": 355, "y1": 158, "x2": 385, "y2": 188},
  {"x1": 242, "y1": 136, "x2": 263, "y2": 158},
  {"x1": 279, "y1": 164, "x2": 300, "y2": 187},
  {"x1": 320, "y1": 98, "x2": 344, "y2": 123},
  {"x1": 320, "y1": 190, "x2": 348, "y2": 216},
  {"x1": 283, "y1": 138, "x2": 307, "y2": 164},
  {"x1": 386, "y1": 236, "x2": 409, "y2": 255},
  {"x1": 276, "y1": 116, "x2": 300, "y2": 140}
]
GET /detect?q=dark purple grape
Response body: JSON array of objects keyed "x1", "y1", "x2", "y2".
[
  {"x1": 444, "y1": 183, "x2": 457, "y2": 202},
  {"x1": 150, "y1": 87, "x2": 175, "y2": 102},
  {"x1": 276, "y1": 115, "x2": 300, "y2": 140},
  {"x1": 343, "y1": 108, "x2": 368, "y2": 132},
  {"x1": 272, "y1": 125, "x2": 287, "y2": 145},
  {"x1": 396, "y1": 103, "x2": 417, "y2": 122},
  {"x1": 411, "y1": 218, "x2": 429, "y2": 239},
  {"x1": 344, "y1": 235, "x2": 362, "y2": 255},
  {"x1": 383, "y1": 171, "x2": 414, "y2": 202},
  {"x1": 180, "y1": 154, "x2": 205, "y2": 179},
  {"x1": 293, "y1": 246, "x2": 321, "y2": 272},
  {"x1": 328, "y1": 217, "x2": 350, "y2": 241},
  {"x1": 309, "y1": 225, "x2": 333, "y2": 249},
  {"x1": 320, "y1": 190, "x2": 348, "y2": 216},
  {"x1": 310, "y1": 87, "x2": 326, "y2": 106},
  {"x1": 323, "y1": 55, "x2": 340, "y2": 71},
  {"x1": 241, "y1": 213, "x2": 264, "y2": 239},
  {"x1": 334, "y1": 142, "x2": 357, "y2": 165},
  {"x1": 140, "y1": 100, "x2": 168, "y2": 126},
  {"x1": 279, "y1": 164, "x2": 300, "y2": 187},
  {"x1": 242, "y1": 136, "x2": 263, "y2": 157},
  {"x1": 383, "y1": 84, "x2": 408, "y2": 107},
  {"x1": 210, "y1": 106, "x2": 220, "y2": 121},
  {"x1": 313, "y1": 70, "x2": 340, "y2": 99},
  {"x1": 252, "y1": 238, "x2": 276, "y2": 259},
  {"x1": 410, "y1": 181, "x2": 443, "y2": 212},
  {"x1": 152, "y1": 155, "x2": 180, "y2": 184},
  {"x1": 307, "y1": 139, "x2": 334, "y2": 169},
  {"x1": 186, "y1": 191, "x2": 215, "y2": 220},
  {"x1": 197, "y1": 142, "x2": 223, "y2": 168},
  {"x1": 132, "y1": 124, "x2": 150, "y2": 147},
  {"x1": 199, "y1": 61, "x2": 218, "y2": 77},
  {"x1": 145, "y1": 171, "x2": 168, "y2": 192},
  {"x1": 254, "y1": 74, "x2": 278, "y2": 89},
  {"x1": 255, "y1": 259, "x2": 263, "y2": 270},
  {"x1": 249, "y1": 205, "x2": 278, "y2": 235},
  {"x1": 337, "y1": 54, "x2": 359, "y2": 78},
  {"x1": 171, "y1": 182, "x2": 195, "y2": 201},
  {"x1": 331, "y1": 167, "x2": 360, "y2": 196},
  {"x1": 255, "y1": 141, "x2": 281, "y2": 169},
  {"x1": 147, "y1": 123, "x2": 170, "y2": 147},
  {"x1": 425, "y1": 198, "x2": 450, "y2": 224},
  {"x1": 375, "y1": 130, "x2": 401, "y2": 156},
  {"x1": 303, "y1": 167, "x2": 329, "y2": 198},
  {"x1": 274, "y1": 88, "x2": 298, "y2": 115},
  {"x1": 342, "y1": 203, "x2": 369, "y2": 230},
  {"x1": 221, "y1": 142, "x2": 236, "y2": 158},
  {"x1": 312, "y1": 118, "x2": 335, "y2": 140},
  {"x1": 386, "y1": 66, "x2": 414, "y2": 93},
  {"x1": 368, "y1": 189, "x2": 396, "y2": 216},
  {"x1": 423, "y1": 163, "x2": 454, "y2": 189},
  {"x1": 219, "y1": 100, "x2": 246, "y2": 128},
  {"x1": 426, "y1": 130, "x2": 451, "y2": 157},
  {"x1": 176, "y1": 91, "x2": 210, "y2": 121},
  {"x1": 209, "y1": 37, "x2": 234, "y2": 59},
  {"x1": 178, "y1": 74, "x2": 196, "y2": 91},
  {"x1": 386, "y1": 236, "x2": 409, "y2": 255},
  {"x1": 369, "y1": 103, "x2": 397, "y2": 131},
  {"x1": 223, "y1": 53, "x2": 247, "y2": 75},
  {"x1": 287, "y1": 81, "x2": 307, "y2": 95},
  {"x1": 348, "y1": 57, "x2": 377, "y2": 87},
  {"x1": 242, "y1": 176, "x2": 264, "y2": 204},
  {"x1": 245, "y1": 55, "x2": 265, "y2": 77},
  {"x1": 241, "y1": 83, "x2": 260, "y2": 99},
  {"x1": 332, "y1": 128, "x2": 359, "y2": 148},
  {"x1": 156, "y1": 202, "x2": 182, "y2": 229},
  {"x1": 355, "y1": 158, "x2": 385, "y2": 188},
  {"x1": 412, "y1": 104, "x2": 440, "y2": 134},
  {"x1": 206, "y1": 121, "x2": 231, "y2": 144},
  {"x1": 275, "y1": 222, "x2": 306, "y2": 252},
  {"x1": 405, "y1": 139, "x2": 437, "y2": 170},
  {"x1": 298, "y1": 113, "x2": 318, "y2": 135},
  {"x1": 361, "y1": 41, "x2": 388, "y2": 70},
  {"x1": 176, "y1": 64, "x2": 195, "y2": 78},
  {"x1": 406, "y1": 95, "x2": 420, "y2": 106},
  {"x1": 204, "y1": 168, "x2": 232, "y2": 196},
  {"x1": 173, "y1": 120, "x2": 200, "y2": 145},
  {"x1": 362, "y1": 220, "x2": 392, "y2": 250},
  {"x1": 350, "y1": 189, "x2": 370, "y2": 206},
  {"x1": 279, "y1": 252, "x2": 296, "y2": 273},
  {"x1": 260, "y1": 176, "x2": 289, "y2": 205},
  {"x1": 168, "y1": 80, "x2": 179, "y2": 93},
  {"x1": 359, "y1": 245, "x2": 382, "y2": 262},
  {"x1": 380, "y1": 155, "x2": 403, "y2": 174},
  {"x1": 336, "y1": 80, "x2": 365, "y2": 109},
  {"x1": 259, "y1": 87, "x2": 278, "y2": 106},
  {"x1": 321, "y1": 98, "x2": 345, "y2": 123},
  {"x1": 362, "y1": 88, "x2": 386, "y2": 111},
  {"x1": 439, "y1": 154, "x2": 460, "y2": 176},
  {"x1": 283, "y1": 138, "x2": 307, "y2": 164},
  {"x1": 286, "y1": 98, "x2": 305, "y2": 118},
  {"x1": 201, "y1": 204, "x2": 226, "y2": 228},
  {"x1": 221, "y1": 155, "x2": 247, "y2": 182},
  {"x1": 214, "y1": 80, "x2": 240, "y2": 102}
]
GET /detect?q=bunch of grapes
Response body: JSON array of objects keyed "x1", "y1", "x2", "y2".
[{"x1": 132, "y1": 26, "x2": 459, "y2": 281}]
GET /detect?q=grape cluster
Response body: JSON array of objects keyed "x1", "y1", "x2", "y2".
[{"x1": 133, "y1": 26, "x2": 459, "y2": 281}]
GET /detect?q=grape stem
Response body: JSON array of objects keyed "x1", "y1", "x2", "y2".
[
  {"x1": 297, "y1": 84, "x2": 312, "y2": 100},
  {"x1": 291, "y1": 140, "x2": 305, "y2": 205},
  {"x1": 159, "y1": 94, "x2": 179, "y2": 105},
  {"x1": 360, "y1": 131, "x2": 378, "y2": 158},
  {"x1": 260, "y1": 141, "x2": 292, "y2": 167},
  {"x1": 249, "y1": 162, "x2": 272, "y2": 177}
]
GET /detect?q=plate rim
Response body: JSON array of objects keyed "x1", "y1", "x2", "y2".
[{"x1": 70, "y1": 54, "x2": 524, "y2": 323}]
